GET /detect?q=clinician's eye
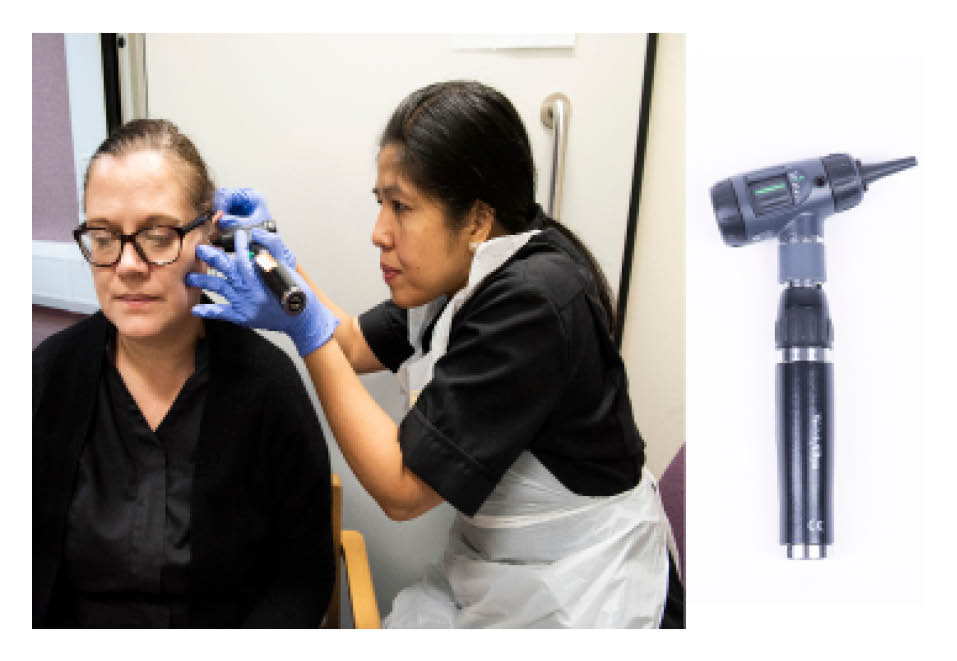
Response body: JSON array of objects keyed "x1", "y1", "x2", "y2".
[{"x1": 392, "y1": 200, "x2": 409, "y2": 214}]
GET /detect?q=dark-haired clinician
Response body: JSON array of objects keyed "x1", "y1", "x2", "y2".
[{"x1": 188, "y1": 80, "x2": 684, "y2": 628}]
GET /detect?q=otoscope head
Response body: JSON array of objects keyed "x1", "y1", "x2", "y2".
[
  {"x1": 211, "y1": 219, "x2": 278, "y2": 253},
  {"x1": 711, "y1": 154, "x2": 918, "y2": 247}
]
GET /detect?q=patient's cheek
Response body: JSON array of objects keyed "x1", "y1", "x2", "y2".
[
  {"x1": 183, "y1": 242, "x2": 210, "y2": 305},
  {"x1": 190, "y1": 242, "x2": 210, "y2": 273},
  {"x1": 186, "y1": 282, "x2": 202, "y2": 306}
]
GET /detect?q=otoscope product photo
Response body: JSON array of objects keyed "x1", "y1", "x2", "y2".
[
  {"x1": 709, "y1": 153, "x2": 917, "y2": 560},
  {"x1": 212, "y1": 219, "x2": 307, "y2": 314}
]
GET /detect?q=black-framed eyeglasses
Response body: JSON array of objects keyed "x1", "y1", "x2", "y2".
[{"x1": 73, "y1": 214, "x2": 209, "y2": 267}]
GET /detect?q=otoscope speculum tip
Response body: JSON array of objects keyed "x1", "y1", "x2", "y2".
[{"x1": 859, "y1": 156, "x2": 917, "y2": 188}]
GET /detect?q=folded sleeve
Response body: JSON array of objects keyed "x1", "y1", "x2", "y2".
[
  {"x1": 398, "y1": 276, "x2": 569, "y2": 516},
  {"x1": 358, "y1": 300, "x2": 414, "y2": 373}
]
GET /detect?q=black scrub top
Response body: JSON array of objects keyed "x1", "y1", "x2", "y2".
[
  {"x1": 63, "y1": 331, "x2": 209, "y2": 628},
  {"x1": 359, "y1": 227, "x2": 645, "y2": 516}
]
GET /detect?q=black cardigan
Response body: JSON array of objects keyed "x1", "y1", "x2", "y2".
[{"x1": 33, "y1": 312, "x2": 335, "y2": 627}]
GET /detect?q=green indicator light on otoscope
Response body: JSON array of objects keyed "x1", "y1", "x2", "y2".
[{"x1": 755, "y1": 183, "x2": 787, "y2": 196}]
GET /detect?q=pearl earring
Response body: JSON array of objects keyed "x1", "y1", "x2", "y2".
[{"x1": 469, "y1": 241, "x2": 479, "y2": 253}]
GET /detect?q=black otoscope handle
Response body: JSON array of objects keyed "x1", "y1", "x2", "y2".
[
  {"x1": 775, "y1": 286, "x2": 833, "y2": 559},
  {"x1": 248, "y1": 241, "x2": 307, "y2": 314},
  {"x1": 777, "y1": 360, "x2": 833, "y2": 558}
]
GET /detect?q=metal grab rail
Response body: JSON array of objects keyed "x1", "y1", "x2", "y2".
[{"x1": 540, "y1": 92, "x2": 571, "y2": 220}]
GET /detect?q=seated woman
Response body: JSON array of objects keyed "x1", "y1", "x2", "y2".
[{"x1": 32, "y1": 119, "x2": 334, "y2": 628}]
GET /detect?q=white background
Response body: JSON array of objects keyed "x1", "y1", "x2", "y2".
[
  {"x1": 686, "y1": 20, "x2": 956, "y2": 652},
  {"x1": 688, "y1": 56, "x2": 923, "y2": 600}
]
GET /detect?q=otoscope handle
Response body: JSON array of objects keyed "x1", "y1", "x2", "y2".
[
  {"x1": 248, "y1": 241, "x2": 307, "y2": 315},
  {"x1": 777, "y1": 359, "x2": 833, "y2": 559},
  {"x1": 775, "y1": 285, "x2": 833, "y2": 559}
]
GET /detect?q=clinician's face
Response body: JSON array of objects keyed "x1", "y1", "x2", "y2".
[
  {"x1": 84, "y1": 149, "x2": 210, "y2": 342},
  {"x1": 371, "y1": 143, "x2": 476, "y2": 309}
]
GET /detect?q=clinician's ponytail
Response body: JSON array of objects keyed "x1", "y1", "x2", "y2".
[{"x1": 380, "y1": 80, "x2": 616, "y2": 337}]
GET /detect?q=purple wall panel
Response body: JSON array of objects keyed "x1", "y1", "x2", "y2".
[
  {"x1": 32, "y1": 305, "x2": 88, "y2": 349},
  {"x1": 659, "y1": 443, "x2": 686, "y2": 582},
  {"x1": 33, "y1": 33, "x2": 80, "y2": 242}
]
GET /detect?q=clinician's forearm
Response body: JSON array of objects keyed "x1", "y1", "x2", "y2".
[
  {"x1": 296, "y1": 265, "x2": 384, "y2": 373},
  {"x1": 303, "y1": 339, "x2": 441, "y2": 520}
]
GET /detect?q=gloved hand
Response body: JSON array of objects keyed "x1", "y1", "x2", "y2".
[
  {"x1": 213, "y1": 187, "x2": 296, "y2": 270},
  {"x1": 214, "y1": 187, "x2": 272, "y2": 229},
  {"x1": 188, "y1": 228, "x2": 338, "y2": 356}
]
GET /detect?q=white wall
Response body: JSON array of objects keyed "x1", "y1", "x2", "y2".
[{"x1": 143, "y1": 33, "x2": 678, "y2": 617}]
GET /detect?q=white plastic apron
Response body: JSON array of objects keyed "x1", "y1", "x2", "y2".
[{"x1": 385, "y1": 231, "x2": 672, "y2": 628}]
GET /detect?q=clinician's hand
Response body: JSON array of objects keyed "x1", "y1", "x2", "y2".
[
  {"x1": 214, "y1": 187, "x2": 296, "y2": 270},
  {"x1": 214, "y1": 187, "x2": 271, "y2": 228},
  {"x1": 187, "y1": 229, "x2": 338, "y2": 356}
]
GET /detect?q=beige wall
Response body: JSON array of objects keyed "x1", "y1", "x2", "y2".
[{"x1": 621, "y1": 34, "x2": 685, "y2": 479}]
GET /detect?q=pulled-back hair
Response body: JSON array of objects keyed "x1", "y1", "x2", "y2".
[
  {"x1": 83, "y1": 118, "x2": 215, "y2": 217},
  {"x1": 380, "y1": 81, "x2": 616, "y2": 335}
]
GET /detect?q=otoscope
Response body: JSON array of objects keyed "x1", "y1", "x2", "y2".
[
  {"x1": 710, "y1": 153, "x2": 916, "y2": 559},
  {"x1": 212, "y1": 219, "x2": 307, "y2": 314}
]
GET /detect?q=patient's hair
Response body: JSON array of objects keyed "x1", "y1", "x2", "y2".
[{"x1": 83, "y1": 119, "x2": 215, "y2": 217}]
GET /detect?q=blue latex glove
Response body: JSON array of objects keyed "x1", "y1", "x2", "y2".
[
  {"x1": 213, "y1": 187, "x2": 296, "y2": 270},
  {"x1": 214, "y1": 187, "x2": 272, "y2": 229},
  {"x1": 188, "y1": 228, "x2": 338, "y2": 356}
]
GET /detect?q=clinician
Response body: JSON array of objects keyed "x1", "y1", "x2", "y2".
[{"x1": 188, "y1": 80, "x2": 683, "y2": 628}]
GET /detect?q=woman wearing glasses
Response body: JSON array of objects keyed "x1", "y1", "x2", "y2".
[{"x1": 32, "y1": 119, "x2": 335, "y2": 628}]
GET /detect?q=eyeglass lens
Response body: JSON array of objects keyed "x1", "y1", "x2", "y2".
[{"x1": 79, "y1": 227, "x2": 182, "y2": 266}]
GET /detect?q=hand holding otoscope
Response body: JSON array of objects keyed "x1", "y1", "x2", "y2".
[
  {"x1": 209, "y1": 188, "x2": 306, "y2": 314},
  {"x1": 190, "y1": 219, "x2": 339, "y2": 358},
  {"x1": 710, "y1": 153, "x2": 916, "y2": 559},
  {"x1": 212, "y1": 219, "x2": 307, "y2": 314}
]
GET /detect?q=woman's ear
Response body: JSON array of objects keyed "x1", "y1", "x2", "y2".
[
  {"x1": 467, "y1": 201, "x2": 496, "y2": 244},
  {"x1": 191, "y1": 210, "x2": 222, "y2": 276},
  {"x1": 208, "y1": 210, "x2": 224, "y2": 244}
]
